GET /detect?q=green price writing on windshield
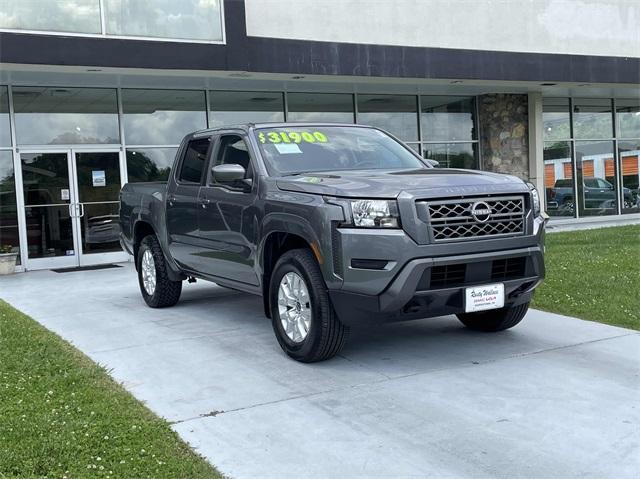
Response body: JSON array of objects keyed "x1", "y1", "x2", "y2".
[{"x1": 258, "y1": 130, "x2": 328, "y2": 144}]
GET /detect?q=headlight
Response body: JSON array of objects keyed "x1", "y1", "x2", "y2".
[
  {"x1": 350, "y1": 199, "x2": 400, "y2": 228},
  {"x1": 526, "y1": 182, "x2": 541, "y2": 216}
]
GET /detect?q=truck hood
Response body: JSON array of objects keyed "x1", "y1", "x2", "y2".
[{"x1": 275, "y1": 168, "x2": 528, "y2": 198}]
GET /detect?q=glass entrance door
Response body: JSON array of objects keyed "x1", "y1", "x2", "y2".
[
  {"x1": 72, "y1": 150, "x2": 128, "y2": 266},
  {"x1": 20, "y1": 149, "x2": 128, "y2": 269},
  {"x1": 20, "y1": 151, "x2": 78, "y2": 269}
]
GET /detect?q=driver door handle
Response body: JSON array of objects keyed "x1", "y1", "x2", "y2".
[{"x1": 200, "y1": 197, "x2": 212, "y2": 208}]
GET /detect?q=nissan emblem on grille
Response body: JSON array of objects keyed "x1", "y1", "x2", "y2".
[
  {"x1": 470, "y1": 201, "x2": 492, "y2": 223},
  {"x1": 422, "y1": 196, "x2": 526, "y2": 242}
]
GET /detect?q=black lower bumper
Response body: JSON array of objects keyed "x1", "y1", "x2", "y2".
[{"x1": 329, "y1": 246, "x2": 544, "y2": 325}]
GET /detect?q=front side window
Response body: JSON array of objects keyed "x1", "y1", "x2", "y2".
[
  {"x1": 178, "y1": 138, "x2": 210, "y2": 184},
  {"x1": 254, "y1": 126, "x2": 424, "y2": 176},
  {"x1": 213, "y1": 136, "x2": 252, "y2": 179}
]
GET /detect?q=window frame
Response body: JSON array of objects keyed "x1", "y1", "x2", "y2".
[{"x1": 207, "y1": 132, "x2": 257, "y2": 191}]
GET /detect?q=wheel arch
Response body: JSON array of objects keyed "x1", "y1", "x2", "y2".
[{"x1": 259, "y1": 214, "x2": 322, "y2": 318}]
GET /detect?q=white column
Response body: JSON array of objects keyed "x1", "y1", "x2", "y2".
[{"x1": 528, "y1": 92, "x2": 545, "y2": 209}]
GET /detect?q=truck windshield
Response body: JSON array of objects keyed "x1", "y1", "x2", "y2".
[{"x1": 254, "y1": 126, "x2": 426, "y2": 176}]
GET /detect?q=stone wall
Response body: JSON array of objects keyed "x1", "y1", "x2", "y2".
[{"x1": 478, "y1": 94, "x2": 529, "y2": 180}]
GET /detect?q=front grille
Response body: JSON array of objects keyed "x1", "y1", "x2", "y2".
[
  {"x1": 491, "y1": 257, "x2": 527, "y2": 281},
  {"x1": 430, "y1": 263, "x2": 467, "y2": 289},
  {"x1": 422, "y1": 196, "x2": 525, "y2": 242}
]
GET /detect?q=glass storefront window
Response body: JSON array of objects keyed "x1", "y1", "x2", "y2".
[
  {"x1": 0, "y1": 0, "x2": 101, "y2": 34},
  {"x1": 543, "y1": 141, "x2": 574, "y2": 217},
  {"x1": 573, "y1": 98, "x2": 613, "y2": 140},
  {"x1": 0, "y1": 151, "x2": 20, "y2": 264},
  {"x1": 421, "y1": 96, "x2": 476, "y2": 142},
  {"x1": 422, "y1": 143, "x2": 478, "y2": 169},
  {"x1": 104, "y1": 0, "x2": 223, "y2": 41},
  {"x1": 575, "y1": 141, "x2": 617, "y2": 216},
  {"x1": 0, "y1": 87, "x2": 11, "y2": 147},
  {"x1": 616, "y1": 99, "x2": 640, "y2": 139},
  {"x1": 126, "y1": 148, "x2": 177, "y2": 183},
  {"x1": 618, "y1": 140, "x2": 640, "y2": 214},
  {"x1": 287, "y1": 93, "x2": 354, "y2": 123},
  {"x1": 13, "y1": 87, "x2": 119, "y2": 145},
  {"x1": 122, "y1": 89, "x2": 206, "y2": 146},
  {"x1": 357, "y1": 94, "x2": 418, "y2": 141},
  {"x1": 543, "y1": 98, "x2": 571, "y2": 141},
  {"x1": 209, "y1": 91, "x2": 284, "y2": 127}
]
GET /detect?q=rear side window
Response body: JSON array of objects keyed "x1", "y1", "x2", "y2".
[{"x1": 178, "y1": 138, "x2": 211, "y2": 184}]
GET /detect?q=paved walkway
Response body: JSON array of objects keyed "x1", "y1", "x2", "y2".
[{"x1": 1, "y1": 264, "x2": 638, "y2": 478}]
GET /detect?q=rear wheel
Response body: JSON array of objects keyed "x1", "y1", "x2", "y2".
[
  {"x1": 137, "y1": 235, "x2": 182, "y2": 308},
  {"x1": 456, "y1": 302, "x2": 530, "y2": 332},
  {"x1": 269, "y1": 248, "x2": 349, "y2": 362}
]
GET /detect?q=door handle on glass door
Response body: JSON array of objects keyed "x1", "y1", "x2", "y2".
[{"x1": 78, "y1": 203, "x2": 85, "y2": 218}]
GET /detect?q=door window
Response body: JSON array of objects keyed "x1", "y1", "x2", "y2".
[
  {"x1": 212, "y1": 135, "x2": 253, "y2": 181},
  {"x1": 178, "y1": 138, "x2": 210, "y2": 184}
]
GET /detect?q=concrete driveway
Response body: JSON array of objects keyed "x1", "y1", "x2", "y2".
[{"x1": 1, "y1": 264, "x2": 638, "y2": 478}]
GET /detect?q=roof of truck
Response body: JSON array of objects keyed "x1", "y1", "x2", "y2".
[{"x1": 192, "y1": 122, "x2": 377, "y2": 135}]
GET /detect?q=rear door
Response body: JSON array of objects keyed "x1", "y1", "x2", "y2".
[
  {"x1": 166, "y1": 135, "x2": 212, "y2": 270},
  {"x1": 196, "y1": 133, "x2": 260, "y2": 285}
]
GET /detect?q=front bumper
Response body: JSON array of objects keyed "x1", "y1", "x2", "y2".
[
  {"x1": 326, "y1": 215, "x2": 546, "y2": 325},
  {"x1": 329, "y1": 245, "x2": 543, "y2": 325}
]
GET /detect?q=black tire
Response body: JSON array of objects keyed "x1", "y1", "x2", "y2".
[
  {"x1": 137, "y1": 235, "x2": 182, "y2": 308},
  {"x1": 269, "y1": 248, "x2": 349, "y2": 362},
  {"x1": 456, "y1": 302, "x2": 530, "y2": 332}
]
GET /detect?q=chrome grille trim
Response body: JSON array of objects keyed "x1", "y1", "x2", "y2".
[{"x1": 419, "y1": 195, "x2": 526, "y2": 242}]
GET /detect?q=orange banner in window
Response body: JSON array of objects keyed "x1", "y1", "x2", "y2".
[
  {"x1": 563, "y1": 162, "x2": 573, "y2": 179},
  {"x1": 544, "y1": 164, "x2": 555, "y2": 188},
  {"x1": 582, "y1": 160, "x2": 594, "y2": 177},
  {"x1": 622, "y1": 155, "x2": 639, "y2": 175},
  {"x1": 604, "y1": 158, "x2": 614, "y2": 177}
]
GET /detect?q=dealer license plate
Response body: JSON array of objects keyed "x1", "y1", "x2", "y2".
[{"x1": 465, "y1": 283, "x2": 505, "y2": 313}]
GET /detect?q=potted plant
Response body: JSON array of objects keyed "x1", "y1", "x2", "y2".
[{"x1": 0, "y1": 244, "x2": 18, "y2": 275}]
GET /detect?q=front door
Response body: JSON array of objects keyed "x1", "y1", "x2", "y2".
[
  {"x1": 197, "y1": 134, "x2": 259, "y2": 285},
  {"x1": 19, "y1": 149, "x2": 128, "y2": 270}
]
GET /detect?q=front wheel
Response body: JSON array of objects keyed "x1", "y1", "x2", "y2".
[
  {"x1": 269, "y1": 248, "x2": 349, "y2": 362},
  {"x1": 137, "y1": 235, "x2": 182, "y2": 308},
  {"x1": 456, "y1": 302, "x2": 530, "y2": 332}
]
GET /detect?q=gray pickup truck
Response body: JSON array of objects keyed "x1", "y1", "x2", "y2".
[{"x1": 120, "y1": 123, "x2": 546, "y2": 362}]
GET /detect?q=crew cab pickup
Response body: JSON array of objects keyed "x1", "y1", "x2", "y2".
[
  {"x1": 547, "y1": 177, "x2": 634, "y2": 212},
  {"x1": 120, "y1": 123, "x2": 546, "y2": 362}
]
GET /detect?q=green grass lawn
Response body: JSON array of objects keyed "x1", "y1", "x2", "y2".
[
  {"x1": 532, "y1": 224, "x2": 640, "y2": 330},
  {"x1": 0, "y1": 300, "x2": 221, "y2": 479}
]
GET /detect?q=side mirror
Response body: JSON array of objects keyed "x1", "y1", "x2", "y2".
[
  {"x1": 425, "y1": 158, "x2": 440, "y2": 168},
  {"x1": 212, "y1": 164, "x2": 246, "y2": 183}
]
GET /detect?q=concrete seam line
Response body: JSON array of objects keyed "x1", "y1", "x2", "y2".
[{"x1": 169, "y1": 331, "x2": 638, "y2": 425}]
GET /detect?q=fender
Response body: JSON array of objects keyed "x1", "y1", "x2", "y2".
[{"x1": 258, "y1": 212, "x2": 322, "y2": 274}]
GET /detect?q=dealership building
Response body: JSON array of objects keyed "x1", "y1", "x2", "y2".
[{"x1": 0, "y1": 0, "x2": 638, "y2": 271}]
